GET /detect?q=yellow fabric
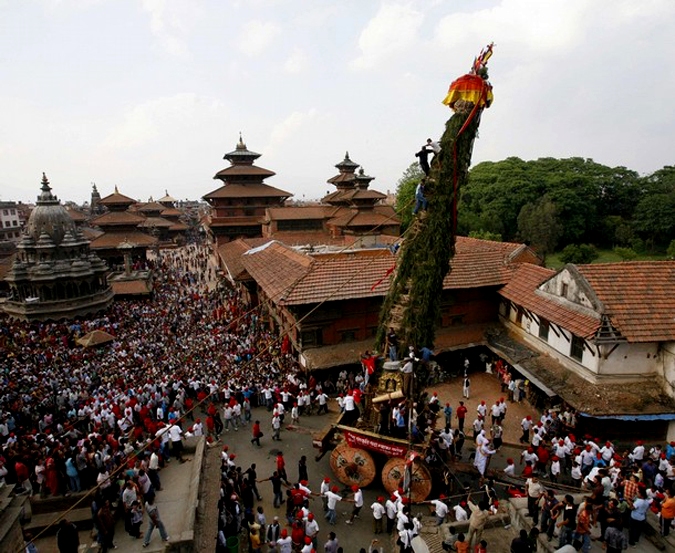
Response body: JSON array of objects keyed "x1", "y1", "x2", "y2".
[{"x1": 442, "y1": 87, "x2": 493, "y2": 108}]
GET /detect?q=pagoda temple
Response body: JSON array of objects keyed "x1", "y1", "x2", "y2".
[
  {"x1": 2, "y1": 174, "x2": 113, "y2": 321},
  {"x1": 203, "y1": 136, "x2": 292, "y2": 246},
  {"x1": 89, "y1": 186, "x2": 158, "y2": 265}
]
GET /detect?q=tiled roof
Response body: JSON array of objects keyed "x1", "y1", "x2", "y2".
[
  {"x1": 91, "y1": 211, "x2": 146, "y2": 226},
  {"x1": 241, "y1": 236, "x2": 531, "y2": 306},
  {"x1": 282, "y1": 249, "x2": 393, "y2": 304},
  {"x1": 99, "y1": 190, "x2": 136, "y2": 205},
  {"x1": 499, "y1": 263, "x2": 601, "y2": 338},
  {"x1": 266, "y1": 206, "x2": 328, "y2": 220},
  {"x1": 137, "y1": 202, "x2": 166, "y2": 213},
  {"x1": 241, "y1": 241, "x2": 314, "y2": 302},
  {"x1": 203, "y1": 183, "x2": 292, "y2": 200},
  {"x1": 137, "y1": 216, "x2": 174, "y2": 228},
  {"x1": 218, "y1": 238, "x2": 270, "y2": 281},
  {"x1": 213, "y1": 165, "x2": 276, "y2": 179},
  {"x1": 89, "y1": 231, "x2": 158, "y2": 249},
  {"x1": 66, "y1": 207, "x2": 88, "y2": 221},
  {"x1": 444, "y1": 237, "x2": 537, "y2": 289},
  {"x1": 264, "y1": 232, "x2": 346, "y2": 247},
  {"x1": 576, "y1": 261, "x2": 675, "y2": 342},
  {"x1": 160, "y1": 207, "x2": 182, "y2": 217}
]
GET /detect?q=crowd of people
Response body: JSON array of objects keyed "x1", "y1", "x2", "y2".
[{"x1": 0, "y1": 242, "x2": 343, "y2": 551}]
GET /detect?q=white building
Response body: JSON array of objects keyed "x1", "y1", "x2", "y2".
[
  {"x1": 495, "y1": 261, "x2": 675, "y2": 440},
  {"x1": 0, "y1": 201, "x2": 22, "y2": 242}
]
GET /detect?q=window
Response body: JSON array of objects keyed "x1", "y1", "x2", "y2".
[
  {"x1": 4, "y1": 221, "x2": 9, "y2": 227},
  {"x1": 561, "y1": 283, "x2": 569, "y2": 298},
  {"x1": 538, "y1": 319, "x2": 550, "y2": 341},
  {"x1": 2, "y1": 210, "x2": 7, "y2": 215},
  {"x1": 515, "y1": 307, "x2": 523, "y2": 325},
  {"x1": 571, "y1": 335, "x2": 584, "y2": 361},
  {"x1": 12, "y1": 220, "x2": 17, "y2": 226},
  {"x1": 10, "y1": 209, "x2": 15, "y2": 215},
  {"x1": 339, "y1": 329, "x2": 357, "y2": 343},
  {"x1": 301, "y1": 329, "x2": 323, "y2": 347}
]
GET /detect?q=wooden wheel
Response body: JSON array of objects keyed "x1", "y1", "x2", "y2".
[
  {"x1": 329, "y1": 443, "x2": 376, "y2": 488},
  {"x1": 381, "y1": 456, "x2": 432, "y2": 502}
]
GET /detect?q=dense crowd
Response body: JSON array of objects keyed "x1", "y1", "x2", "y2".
[{"x1": 0, "y1": 243, "x2": 341, "y2": 551}]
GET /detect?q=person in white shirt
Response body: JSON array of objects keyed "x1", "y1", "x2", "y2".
[
  {"x1": 346, "y1": 485, "x2": 363, "y2": 524},
  {"x1": 167, "y1": 423, "x2": 184, "y2": 462},
  {"x1": 385, "y1": 495, "x2": 398, "y2": 533},
  {"x1": 370, "y1": 496, "x2": 386, "y2": 534},
  {"x1": 323, "y1": 486, "x2": 342, "y2": 525},
  {"x1": 428, "y1": 495, "x2": 449, "y2": 525},
  {"x1": 453, "y1": 502, "x2": 469, "y2": 522}
]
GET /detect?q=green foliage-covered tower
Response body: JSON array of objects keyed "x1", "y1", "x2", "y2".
[{"x1": 376, "y1": 45, "x2": 494, "y2": 394}]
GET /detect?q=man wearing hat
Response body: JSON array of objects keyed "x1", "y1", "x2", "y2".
[
  {"x1": 346, "y1": 484, "x2": 363, "y2": 524},
  {"x1": 305, "y1": 512, "x2": 319, "y2": 548},
  {"x1": 371, "y1": 496, "x2": 386, "y2": 534}
]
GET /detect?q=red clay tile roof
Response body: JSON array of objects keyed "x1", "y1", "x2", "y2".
[
  {"x1": 91, "y1": 211, "x2": 146, "y2": 226},
  {"x1": 137, "y1": 202, "x2": 166, "y2": 213},
  {"x1": 89, "y1": 232, "x2": 158, "y2": 249},
  {"x1": 213, "y1": 165, "x2": 276, "y2": 179},
  {"x1": 445, "y1": 237, "x2": 538, "y2": 289},
  {"x1": 218, "y1": 238, "x2": 271, "y2": 281},
  {"x1": 160, "y1": 208, "x2": 182, "y2": 217},
  {"x1": 499, "y1": 263, "x2": 601, "y2": 338},
  {"x1": 241, "y1": 241, "x2": 314, "y2": 302},
  {"x1": 241, "y1": 236, "x2": 533, "y2": 306},
  {"x1": 66, "y1": 208, "x2": 88, "y2": 222},
  {"x1": 137, "y1": 216, "x2": 174, "y2": 228},
  {"x1": 203, "y1": 183, "x2": 292, "y2": 200},
  {"x1": 282, "y1": 249, "x2": 393, "y2": 304},
  {"x1": 264, "y1": 232, "x2": 346, "y2": 247},
  {"x1": 99, "y1": 190, "x2": 136, "y2": 206},
  {"x1": 575, "y1": 261, "x2": 675, "y2": 342}
]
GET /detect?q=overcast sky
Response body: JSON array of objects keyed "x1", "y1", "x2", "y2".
[{"x1": 1, "y1": 0, "x2": 673, "y2": 205}]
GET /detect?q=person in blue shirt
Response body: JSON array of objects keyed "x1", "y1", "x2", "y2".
[{"x1": 629, "y1": 487, "x2": 651, "y2": 546}]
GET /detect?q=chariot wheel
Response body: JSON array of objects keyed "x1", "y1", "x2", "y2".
[
  {"x1": 381, "y1": 456, "x2": 432, "y2": 502},
  {"x1": 329, "y1": 442, "x2": 376, "y2": 487}
]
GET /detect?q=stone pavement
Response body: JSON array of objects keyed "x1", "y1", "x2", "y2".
[{"x1": 425, "y1": 370, "x2": 539, "y2": 446}]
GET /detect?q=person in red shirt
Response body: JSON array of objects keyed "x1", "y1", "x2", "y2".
[
  {"x1": 276, "y1": 452, "x2": 288, "y2": 483},
  {"x1": 456, "y1": 402, "x2": 468, "y2": 432},
  {"x1": 15, "y1": 460, "x2": 32, "y2": 495},
  {"x1": 251, "y1": 420, "x2": 262, "y2": 447}
]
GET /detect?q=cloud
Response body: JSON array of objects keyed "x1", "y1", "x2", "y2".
[
  {"x1": 283, "y1": 48, "x2": 309, "y2": 74},
  {"x1": 140, "y1": 0, "x2": 201, "y2": 59},
  {"x1": 237, "y1": 20, "x2": 281, "y2": 57},
  {"x1": 103, "y1": 93, "x2": 226, "y2": 151},
  {"x1": 266, "y1": 109, "x2": 322, "y2": 151},
  {"x1": 350, "y1": 2, "x2": 424, "y2": 70}
]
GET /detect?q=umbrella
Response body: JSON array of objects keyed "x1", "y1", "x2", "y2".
[{"x1": 76, "y1": 329, "x2": 115, "y2": 348}]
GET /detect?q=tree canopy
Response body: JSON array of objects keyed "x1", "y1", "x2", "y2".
[{"x1": 455, "y1": 158, "x2": 675, "y2": 250}]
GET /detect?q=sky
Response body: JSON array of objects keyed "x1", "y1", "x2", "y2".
[{"x1": 1, "y1": 0, "x2": 674, "y2": 205}]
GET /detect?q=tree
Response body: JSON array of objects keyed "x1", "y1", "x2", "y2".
[
  {"x1": 394, "y1": 162, "x2": 424, "y2": 232},
  {"x1": 559, "y1": 244, "x2": 599, "y2": 264},
  {"x1": 667, "y1": 239, "x2": 675, "y2": 259},
  {"x1": 632, "y1": 193, "x2": 675, "y2": 249},
  {"x1": 613, "y1": 247, "x2": 637, "y2": 261},
  {"x1": 517, "y1": 196, "x2": 562, "y2": 260}
]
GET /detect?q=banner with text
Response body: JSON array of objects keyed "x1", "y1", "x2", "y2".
[{"x1": 344, "y1": 431, "x2": 407, "y2": 458}]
